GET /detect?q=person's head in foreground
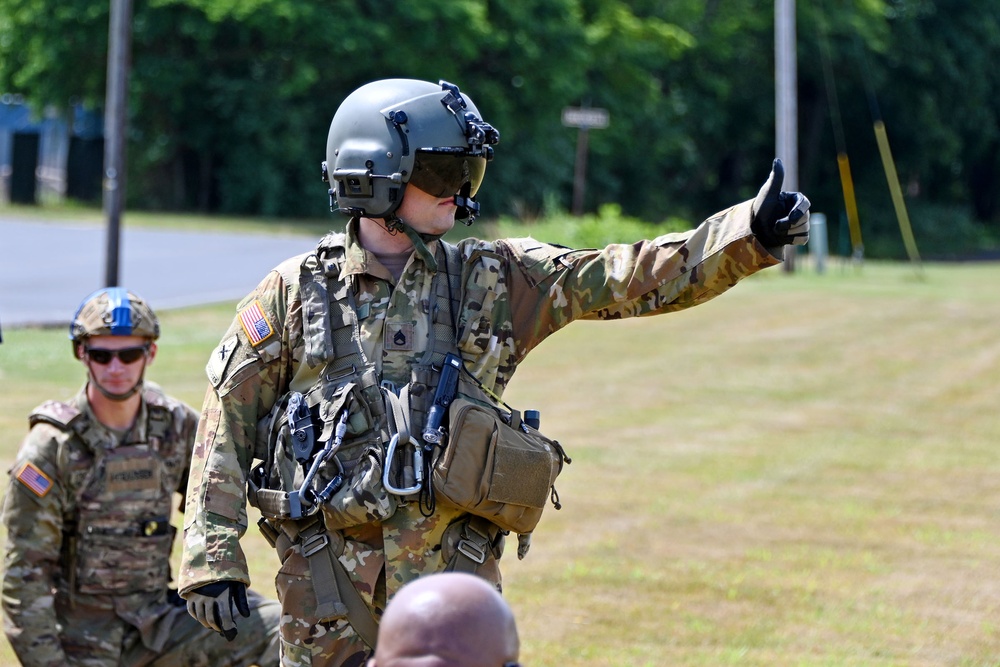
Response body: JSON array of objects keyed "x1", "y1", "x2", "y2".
[{"x1": 368, "y1": 572, "x2": 520, "y2": 667}]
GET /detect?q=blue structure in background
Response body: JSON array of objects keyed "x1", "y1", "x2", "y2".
[{"x1": 0, "y1": 95, "x2": 104, "y2": 204}]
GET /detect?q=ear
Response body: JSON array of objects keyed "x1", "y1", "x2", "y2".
[{"x1": 146, "y1": 341, "x2": 158, "y2": 365}]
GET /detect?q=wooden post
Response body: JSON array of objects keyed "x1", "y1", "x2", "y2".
[{"x1": 561, "y1": 106, "x2": 609, "y2": 217}]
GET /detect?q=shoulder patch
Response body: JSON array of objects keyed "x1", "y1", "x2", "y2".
[
  {"x1": 15, "y1": 461, "x2": 53, "y2": 498},
  {"x1": 206, "y1": 335, "x2": 239, "y2": 388},
  {"x1": 238, "y1": 300, "x2": 275, "y2": 346}
]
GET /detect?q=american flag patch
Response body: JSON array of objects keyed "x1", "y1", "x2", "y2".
[
  {"x1": 16, "y1": 462, "x2": 53, "y2": 498},
  {"x1": 238, "y1": 300, "x2": 274, "y2": 346}
]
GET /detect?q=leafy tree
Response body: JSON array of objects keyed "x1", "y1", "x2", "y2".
[{"x1": 2, "y1": 0, "x2": 998, "y2": 256}]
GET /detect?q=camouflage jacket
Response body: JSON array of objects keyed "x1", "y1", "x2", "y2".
[
  {"x1": 179, "y1": 200, "x2": 781, "y2": 603},
  {"x1": 2, "y1": 383, "x2": 199, "y2": 666}
]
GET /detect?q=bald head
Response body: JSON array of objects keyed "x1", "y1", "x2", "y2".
[{"x1": 369, "y1": 572, "x2": 520, "y2": 667}]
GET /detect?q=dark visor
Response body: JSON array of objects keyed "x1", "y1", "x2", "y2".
[{"x1": 408, "y1": 150, "x2": 487, "y2": 198}]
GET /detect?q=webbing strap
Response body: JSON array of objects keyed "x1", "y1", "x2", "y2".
[
  {"x1": 449, "y1": 516, "x2": 501, "y2": 574},
  {"x1": 246, "y1": 478, "x2": 292, "y2": 519},
  {"x1": 321, "y1": 248, "x2": 369, "y2": 378},
  {"x1": 297, "y1": 521, "x2": 347, "y2": 622},
  {"x1": 431, "y1": 241, "x2": 464, "y2": 361},
  {"x1": 328, "y1": 547, "x2": 380, "y2": 650},
  {"x1": 383, "y1": 386, "x2": 411, "y2": 444},
  {"x1": 276, "y1": 518, "x2": 380, "y2": 650}
]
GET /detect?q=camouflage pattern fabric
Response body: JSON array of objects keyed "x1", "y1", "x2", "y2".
[
  {"x1": 180, "y1": 199, "x2": 781, "y2": 665},
  {"x1": 1, "y1": 383, "x2": 281, "y2": 666}
]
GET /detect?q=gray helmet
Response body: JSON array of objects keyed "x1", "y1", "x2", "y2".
[
  {"x1": 70, "y1": 287, "x2": 159, "y2": 357},
  {"x1": 322, "y1": 79, "x2": 499, "y2": 222}
]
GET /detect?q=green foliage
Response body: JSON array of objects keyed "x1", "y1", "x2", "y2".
[
  {"x1": 494, "y1": 203, "x2": 692, "y2": 248},
  {"x1": 1, "y1": 0, "x2": 998, "y2": 255},
  {"x1": 849, "y1": 199, "x2": 1000, "y2": 261}
]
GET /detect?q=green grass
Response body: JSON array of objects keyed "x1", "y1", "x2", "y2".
[{"x1": 1, "y1": 245, "x2": 999, "y2": 665}]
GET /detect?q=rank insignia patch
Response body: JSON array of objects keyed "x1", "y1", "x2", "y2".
[
  {"x1": 16, "y1": 462, "x2": 53, "y2": 498},
  {"x1": 239, "y1": 300, "x2": 274, "y2": 346}
]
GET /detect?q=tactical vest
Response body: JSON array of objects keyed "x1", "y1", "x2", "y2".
[
  {"x1": 29, "y1": 390, "x2": 186, "y2": 597},
  {"x1": 248, "y1": 237, "x2": 474, "y2": 528}
]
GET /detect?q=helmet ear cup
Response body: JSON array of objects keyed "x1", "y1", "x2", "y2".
[{"x1": 324, "y1": 79, "x2": 498, "y2": 220}]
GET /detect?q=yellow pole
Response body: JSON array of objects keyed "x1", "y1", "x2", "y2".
[
  {"x1": 872, "y1": 120, "x2": 922, "y2": 271},
  {"x1": 835, "y1": 153, "x2": 863, "y2": 255}
]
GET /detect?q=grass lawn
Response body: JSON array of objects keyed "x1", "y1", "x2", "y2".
[{"x1": 0, "y1": 255, "x2": 997, "y2": 665}]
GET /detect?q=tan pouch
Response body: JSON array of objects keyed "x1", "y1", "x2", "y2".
[{"x1": 432, "y1": 397, "x2": 568, "y2": 534}]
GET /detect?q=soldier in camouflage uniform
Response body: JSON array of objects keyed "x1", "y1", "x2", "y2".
[
  {"x1": 2, "y1": 288, "x2": 280, "y2": 666},
  {"x1": 179, "y1": 79, "x2": 810, "y2": 666}
]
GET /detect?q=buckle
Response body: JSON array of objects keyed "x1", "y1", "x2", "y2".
[
  {"x1": 456, "y1": 538, "x2": 487, "y2": 564},
  {"x1": 301, "y1": 532, "x2": 330, "y2": 558}
]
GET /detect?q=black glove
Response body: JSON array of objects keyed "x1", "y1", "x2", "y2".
[
  {"x1": 185, "y1": 580, "x2": 250, "y2": 642},
  {"x1": 167, "y1": 587, "x2": 186, "y2": 607},
  {"x1": 750, "y1": 158, "x2": 811, "y2": 247}
]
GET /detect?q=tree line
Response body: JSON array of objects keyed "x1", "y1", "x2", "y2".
[{"x1": 2, "y1": 0, "x2": 997, "y2": 258}]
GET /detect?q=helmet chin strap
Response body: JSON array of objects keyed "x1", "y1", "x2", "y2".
[
  {"x1": 87, "y1": 363, "x2": 146, "y2": 402},
  {"x1": 396, "y1": 219, "x2": 439, "y2": 272}
]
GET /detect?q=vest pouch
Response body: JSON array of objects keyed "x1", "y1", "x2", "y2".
[
  {"x1": 320, "y1": 442, "x2": 397, "y2": 531},
  {"x1": 75, "y1": 528, "x2": 173, "y2": 594},
  {"x1": 253, "y1": 377, "x2": 385, "y2": 522},
  {"x1": 432, "y1": 397, "x2": 567, "y2": 535}
]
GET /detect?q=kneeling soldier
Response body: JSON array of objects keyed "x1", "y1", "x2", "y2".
[{"x1": 2, "y1": 288, "x2": 280, "y2": 666}]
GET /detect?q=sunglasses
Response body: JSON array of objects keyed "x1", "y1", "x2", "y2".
[{"x1": 85, "y1": 345, "x2": 149, "y2": 365}]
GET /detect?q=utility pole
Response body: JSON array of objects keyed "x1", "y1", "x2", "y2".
[
  {"x1": 775, "y1": 0, "x2": 798, "y2": 273},
  {"x1": 103, "y1": 0, "x2": 133, "y2": 287}
]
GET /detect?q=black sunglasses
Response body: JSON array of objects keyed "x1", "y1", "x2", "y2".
[{"x1": 85, "y1": 345, "x2": 149, "y2": 365}]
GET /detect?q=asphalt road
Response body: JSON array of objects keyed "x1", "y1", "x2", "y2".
[{"x1": 0, "y1": 216, "x2": 315, "y2": 329}]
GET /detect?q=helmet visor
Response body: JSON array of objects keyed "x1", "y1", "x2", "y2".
[{"x1": 409, "y1": 150, "x2": 487, "y2": 198}]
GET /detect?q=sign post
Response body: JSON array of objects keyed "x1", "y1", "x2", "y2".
[{"x1": 561, "y1": 106, "x2": 609, "y2": 216}]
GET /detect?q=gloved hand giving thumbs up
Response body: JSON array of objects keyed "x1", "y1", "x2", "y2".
[{"x1": 751, "y1": 158, "x2": 811, "y2": 247}]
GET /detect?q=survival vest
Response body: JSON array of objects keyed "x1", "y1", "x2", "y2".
[
  {"x1": 248, "y1": 234, "x2": 569, "y2": 531},
  {"x1": 248, "y1": 236, "x2": 478, "y2": 526}
]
